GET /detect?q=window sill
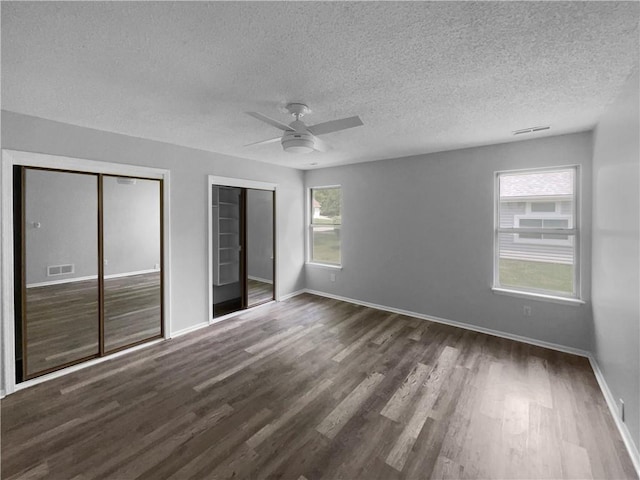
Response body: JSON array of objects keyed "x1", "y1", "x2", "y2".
[
  {"x1": 306, "y1": 262, "x2": 343, "y2": 270},
  {"x1": 492, "y1": 287, "x2": 585, "y2": 306}
]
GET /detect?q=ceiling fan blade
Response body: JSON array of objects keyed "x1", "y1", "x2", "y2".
[
  {"x1": 313, "y1": 137, "x2": 328, "y2": 153},
  {"x1": 246, "y1": 112, "x2": 294, "y2": 131},
  {"x1": 244, "y1": 137, "x2": 281, "y2": 147},
  {"x1": 308, "y1": 116, "x2": 363, "y2": 136}
]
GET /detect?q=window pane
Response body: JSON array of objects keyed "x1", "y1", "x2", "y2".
[
  {"x1": 520, "y1": 218, "x2": 542, "y2": 228},
  {"x1": 543, "y1": 234, "x2": 569, "y2": 241},
  {"x1": 543, "y1": 219, "x2": 569, "y2": 228},
  {"x1": 531, "y1": 202, "x2": 556, "y2": 212},
  {"x1": 498, "y1": 232, "x2": 574, "y2": 294},
  {"x1": 499, "y1": 169, "x2": 574, "y2": 228},
  {"x1": 312, "y1": 226, "x2": 341, "y2": 264},
  {"x1": 311, "y1": 188, "x2": 341, "y2": 225}
]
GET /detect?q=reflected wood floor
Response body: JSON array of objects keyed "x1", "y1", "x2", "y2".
[
  {"x1": 248, "y1": 278, "x2": 274, "y2": 307},
  {"x1": 2, "y1": 294, "x2": 636, "y2": 479},
  {"x1": 24, "y1": 272, "x2": 161, "y2": 376}
]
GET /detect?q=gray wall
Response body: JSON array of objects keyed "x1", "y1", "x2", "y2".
[
  {"x1": 247, "y1": 188, "x2": 274, "y2": 282},
  {"x1": 305, "y1": 132, "x2": 593, "y2": 351},
  {"x1": 592, "y1": 70, "x2": 640, "y2": 451},
  {"x1": 2, "y1": 110, "x2": 306, "y2": 337},
  {"x1": 25, "y1": 169, "x2": 99, "y2": 284}
]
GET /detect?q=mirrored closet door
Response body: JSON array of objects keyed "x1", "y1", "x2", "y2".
[
  {"x1": 15, "y1": 167, "x2": 163, "y2": 382},
  {"x1": 103, "y1": 176, "x2": 162, "y2": 353},
  {"x1": 211, "y1": 183, "x2": 275, "y2": 319},
  {"x1": 246, "y1": 189, "x2": 274, "y2": 307},
  {"x1": 21, "y1": 168, "x2": 100, "y2": 379}
]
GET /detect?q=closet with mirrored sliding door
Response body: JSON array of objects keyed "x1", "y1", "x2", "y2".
[
  {"x1": 13, "y1": 166, "x2": 163, "y2": 382},
  {"x1": 209, "y1": 177, "x2": 276, "y2": 320}
]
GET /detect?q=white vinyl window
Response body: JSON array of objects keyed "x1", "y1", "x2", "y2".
[
  {"x1": 494, "y1": 167, "x2": 580, "y2": 299},
  {"x1": 309, "y1": 186, "x2": 342, "y2": 266}
]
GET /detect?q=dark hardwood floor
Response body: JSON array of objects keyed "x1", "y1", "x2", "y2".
[{"x1": 2, "y1": 293, "x2": 636, "y2": 479}]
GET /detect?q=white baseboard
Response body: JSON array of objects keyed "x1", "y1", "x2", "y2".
[
  {"x1": 27, "y1": 274, "x2": 98, "y2": 288},
  {"x1": 588, "y1": 356, "x2": 640, "y2": 475},
  {"x1": 278, "y1": 289, "x2": 307, "y2": 302},
  {"x1": 170, "y1": 321, "x2": 209, "y2": 338},
  {"x1": 303, "y1": 289, "x2": 590, "y2": 358},
  {"x1": 26, "y1": 269, "x2": 159, "y2": 288},
  {"x1": 104, "y1": 269, "x2": 159, "y2": 280},
  {"x1": 248, "y1": 275, "x2": 273, "y2": 285}
]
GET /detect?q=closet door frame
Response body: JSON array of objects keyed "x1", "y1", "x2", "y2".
[
  {"x1": 207, "y1": 175, "x2": 277, "y2": 324},
  {"x1": 1, "y1": 149, "x2": 171, "y2": 396}
]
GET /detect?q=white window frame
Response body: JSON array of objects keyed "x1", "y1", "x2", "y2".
[
  {"x1": 307, "y1": 185, "x2": 342, "y2": 268},
  {"x1": 493, "y1": 165, "x2": 581, "y2": 302}
]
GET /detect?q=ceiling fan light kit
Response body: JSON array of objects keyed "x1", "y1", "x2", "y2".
[
  {"x1": 245, "y1": 103, "x2": 363, "y2": 154},
  {"x1": 281, "y1": 130, "x2": 316, "y2": 154}
]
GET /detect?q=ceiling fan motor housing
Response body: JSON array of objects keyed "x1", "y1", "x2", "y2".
[{"x1": 281, "y1": 130, "x2": 315, "y2": 153}]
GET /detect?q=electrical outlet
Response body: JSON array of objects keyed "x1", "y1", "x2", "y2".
[
  {"x1": 619, "y1": 398, "x2": 625, "y2": 421},
  {"x1": 154, "y1": 263, "x2": 160, "y2": 270},
  {"x1": 104, "y1": 259, "x2": 108, "y2": 266},
  {"x1": 523, "y1": 305, "x2": 532, "y2": 317},
  {"x1": 330, "y1": 273, "x2": 336, "y2": 282}
]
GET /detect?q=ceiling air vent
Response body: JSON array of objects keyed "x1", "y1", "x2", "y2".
[{"x1": 512, "y1": 126, "x2": 551, "y2": 135}]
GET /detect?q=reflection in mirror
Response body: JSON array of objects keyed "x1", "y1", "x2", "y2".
[
  {"x1": 103, "y1": 176, "x2": 162, "y2": 352},
  {"x1": 24, "y1": 169, "x2": 99, "y2": 377},
  {"x1": 246, "y1": 189, "x2": 274, "y2": 307}
]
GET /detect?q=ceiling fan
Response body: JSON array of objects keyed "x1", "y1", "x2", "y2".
[{"x1": 245, "y1": 103, "x2": 363, "y2": 154}]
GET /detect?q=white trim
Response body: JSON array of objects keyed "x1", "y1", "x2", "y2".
[
  {"x1": 25, "y1": 270, "x2": 159, "y2": 288},
  {"x1": 27, "y1": 275, "x2": 98, "y2": 288},
  {"x1": 208, "y1": 175, "x2": 277, "y2": 191},
  {"x1": 1, "y1": 151, "x2": 17, "y2": 396},
  {"x1": 170, "y1": 321, "x2": 209, "y2": 339},
  {"x1": 589, "y1": 356, "x2": 640, "y2": 476},
  {"x1": 14, "y1": 338, "x2": 164, "y2": 392},
  {"x1": 278, "y1": 289, "x2": 307, "y2": 301},
  {"x1": 248, "y1": 275, "x2": 273, "y2": 285},
  {"x1": 305, "y1": 262, "x2": 343, "y2": 270},
  {"x1": 303, "y1": 289, "x2": 590, "y2": 357},
  {"x1": 1, "y1": 149, "x2": 172, "y2": 396},
  {"x1": 491, "y1": 287, "x2": 585, "y2": 305},
  {"x1": 104, "y1": 269, "x2": 160, "y2": 280},
  {"x1": 207, "y1": 175, "x2": 278, "y2": 318},
  {"x1": 5, "y1": 150, "x2": 167, "y2": 179}
]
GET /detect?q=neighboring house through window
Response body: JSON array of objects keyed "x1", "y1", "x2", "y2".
[
  {"x1": 309, "y1": 186, "x2": 342, "y2": 266},
  {"x1": 494, "y1": 167, "x2": 579, "y2": 299}
]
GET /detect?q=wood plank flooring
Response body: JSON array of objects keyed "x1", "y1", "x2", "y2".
[{"x1": 2, "y1": 293, "x2": 636, "y2": 479}]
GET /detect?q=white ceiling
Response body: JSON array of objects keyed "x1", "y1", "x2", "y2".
[{"x1": 2, "y1": 2, "x2": 638, "y2": 170}]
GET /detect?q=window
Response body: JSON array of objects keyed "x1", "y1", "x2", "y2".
[
  {"x1": 309, "y1": 186, "x2": 341, "y2": 266},
  {"x1": 494, "y1": 167, "x2": 579, "y2": 299}
]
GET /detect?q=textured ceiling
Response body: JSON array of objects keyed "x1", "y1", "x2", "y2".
[{"x1": 2, "y1": 2, "x2": 638, "y2": 169}]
